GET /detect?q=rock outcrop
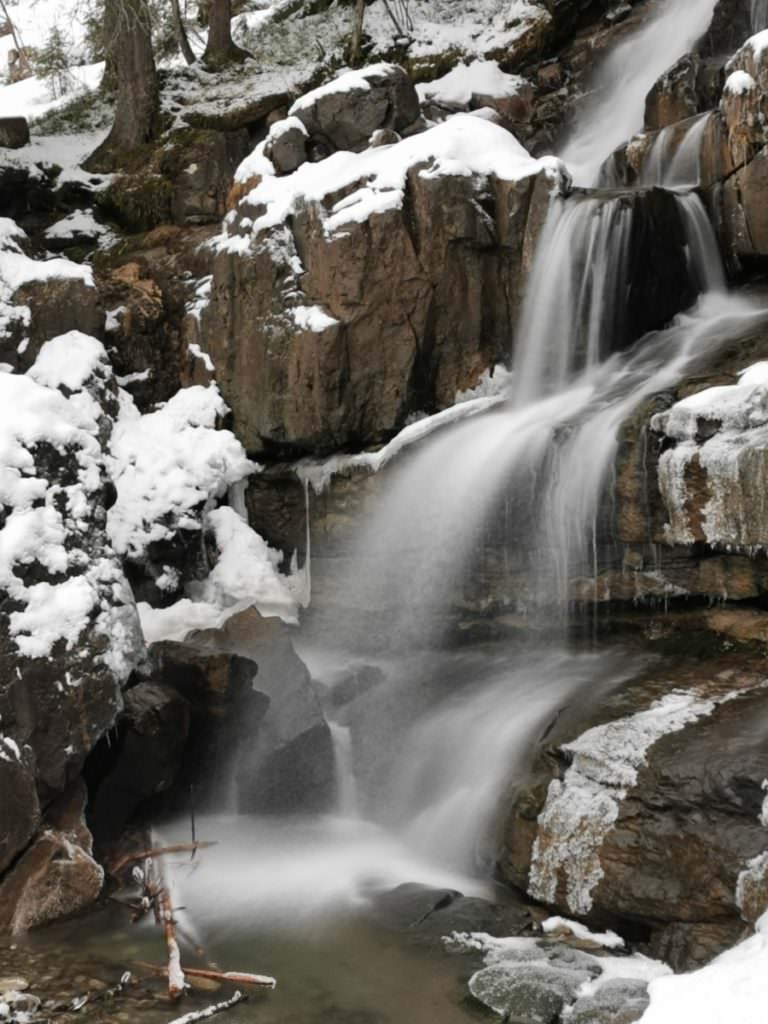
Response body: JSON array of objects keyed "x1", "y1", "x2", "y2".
[
  {"x1": 500, "y1": 658, "x2": 768, "y2": 969},
  {"x1": 201, "y1": 101, "x2": 566, "y2": 455}
]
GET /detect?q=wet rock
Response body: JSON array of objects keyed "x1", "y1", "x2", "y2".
[
  {"x1": 87, "y1": 682, "x2": 191, "y2": 844},
  {"x1": 0, "y1": 118, "x2": 29, "y2": 149},
  {"x1": 289, "y1": 64, "x2": 421, "y2": 153},
  {"x1": 469, "y1": 962, "x2": 590, "y2": 1022},
  {"x1": 499, "y1": 658, "x2": 768, "y2": 969},
  {"x1": 0, "y1": 744, "x2": 39, "y2": 876},
  {"x1": 568, "y1": 978, "x2": 650, "y2": 1024},
  {"x1": 325, "y1": 664, "x2": 386, "y2": 709},
  {"x1": 179, "y1": 608, "x2": 336, "y2": 814},
  {"x1": 645, "y1": 54, "x2": 701, "y2": 131},
  {"x1": 0, "y1": 783, "x2": 103, "y2": 934}
]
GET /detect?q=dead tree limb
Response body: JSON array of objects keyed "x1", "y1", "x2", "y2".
[
  {"x1": 109, "y1": 842, "x2": 217, "y2": 876},
  {"x1": 166, "y1": 990, "x2": 247, "y2": 1023},
  {"x1": 154, "y1": 858, "x2": 186, "y2": 1000},
  {"x1": 135, "y1": 962, "x2": 276, "y2": 990}
]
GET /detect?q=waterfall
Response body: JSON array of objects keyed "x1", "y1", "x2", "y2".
[
  {"x1": 639, "y1": 114, "x2": 710, "y2": 189},
  {"x1": 329, "y1": 721, "x2": 358, "y2": 816},
  {"x1": 561, "y1": 0, "x2": 718, "y2": 185},
  {"x1": 753, "y1": 0, "x2": 768, "y2": 30},
  {"x1": 511, "y1": 196, "x2": 633, "y2": 403}
]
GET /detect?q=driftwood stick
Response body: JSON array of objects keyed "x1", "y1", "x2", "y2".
[
  {"x1": 135, "y1": 962, "x2": 276, "y2": 990},
  {"x1": 109, "y1": 842, "x2": 217, "y2": 876},
  {"x1": 166, "y1": 990, "x2": 247, "y2": 1024},
  {"x1": 157, "y1": 869, "x2": 186, "y2": 1000}
]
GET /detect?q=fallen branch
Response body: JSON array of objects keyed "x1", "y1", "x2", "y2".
[
  {"x1": 135, "y1": 962, "x2": 276, "y2": 990},
  {"x1": 109, "y1": 842, "x2": 217, "y2": 876},
  {"x1": 155, "y1": 859, "x2": 186, "y2": 1000},
  {"x1": 166, "y1": 990, "x2": 247, "y2": 1023}
]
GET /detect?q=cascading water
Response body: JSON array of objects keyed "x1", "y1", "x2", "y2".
[
  {"x1": 600, "y1": 113, "x2": 711, "y2": 190},
  {"x1": 560, "y1": 0, "x2": 718, "y2": 185},
  {"x1": 159, "y1": 2, "x2": 760, "y2": 996},
  {"x1": 753, "y1": 0, "x2": 768, "y2": 31}
]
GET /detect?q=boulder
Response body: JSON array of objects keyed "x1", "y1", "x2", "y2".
[
  {"x1": 264, "y1": 117, "x2": 308, "y2": 174},
  {"x1": 470, "y1": 962, "x2": 592, "y2": 1022},
  {"x1": 288, "y1": 64, "x2": 421, "y2": 153},
  {"x1": 371, "y1": 883, "x2": 532, "y2": 943},
  {"x1": 0, "y1": 783, "x2": 103, "y2": 934},
  {"x1": 500, "y1": 658, "x2": 768, "y2": 969},
  {"x1": 7, "y1": 277, "x2": 104, "y2": 372},
  {"x1": 568, "y1": 978, "x2": 650, "y2": 1024},
  {"x1": 87, "y1": 682, "x2": 191, "y2": 844},
  {"x1": 172, "y1": 608, "x2": 336, "y2": 815},
  {"x1": 0, "y1": 118, "x2": 29, "y2": 150},
  {"x1": 0, "y1": 743, "x2": 39, "y2": 876}
]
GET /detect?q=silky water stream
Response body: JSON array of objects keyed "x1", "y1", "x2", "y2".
[{"x1": 29, "y1": 1, "x2": 767, "y2": 1020}]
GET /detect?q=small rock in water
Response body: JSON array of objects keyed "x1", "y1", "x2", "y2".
[
  {"x1": 568, "y1": 977, "x2": 650, "y2": 1023},
  {"x1": 469, "y1": 962, "x2": 590, "y2": 1022},
  {"x1": 0, "y1": 980, "x2": 27, "y2": 996}
]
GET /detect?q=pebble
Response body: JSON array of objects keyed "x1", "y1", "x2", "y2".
[{"x1": 0, "y1": 978, "x2": 28, "y2": 995}]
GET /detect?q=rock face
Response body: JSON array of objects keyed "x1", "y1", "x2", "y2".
[
  {"x1": 86, "y1": 682, "x2": 191, "y2": 845},
  {"x1": 201, "y1": 104, "x2": 566, "y2": 455},
  {"x1": 500, "y1": 658, "x2": 768, "y2": 969},
  {"x1": 159, "y1": 609, "x2": 336, "y2": 815},
  {"x1": 288, "y1": 64, "x2": 421, "y2": 155},
  {"x1": 0, "y1": 783, "x2": 104, "y2": 934}
]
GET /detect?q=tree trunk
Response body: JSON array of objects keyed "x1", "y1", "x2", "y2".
[
  {"x1": 349, "y1": 0, "x2": 366, "y2": 67},
  {"x1": 202, "y1": 0, "x2": 250, "y2": 68},
  {"x1": 171, "y1": 0, "x2": 196, "y2": 64},
  {"x1": 86, "y1": 0, "x2": 160, "y2": 171}
]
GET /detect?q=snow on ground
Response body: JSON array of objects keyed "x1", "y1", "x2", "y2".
[
  {"x1": 640, "y1": 913, "x2": 768, "y2": 1024},
  {"x1": 0, "y1": 61, "x2": 104, "y2": 120},
  {"x1": 223, "y1": 112, "x2": 566, "y2": 246},
  {"x1": 416, "y1": 59, "x2": 528, "y2": 106}
]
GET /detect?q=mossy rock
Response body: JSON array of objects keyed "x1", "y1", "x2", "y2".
[{"x1": 96, "y1": 173, "x2": 173, "y2": 232}]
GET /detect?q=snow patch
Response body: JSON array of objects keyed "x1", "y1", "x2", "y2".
[
  {"x1": 416, "y1": 60, "x2": 527, "y2": 106},
  {"x1": 528, "y1": 690, "x2": 741, "y2": 915}
]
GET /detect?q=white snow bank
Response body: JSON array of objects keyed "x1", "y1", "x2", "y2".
[
  {"x1": 541, "y1": 916, "x2": 625, "y2": 949},
  {"x1": 742, "y1": 28, "x2": 768, "y2": 59},
  {"x1": 0, "y1": 332, "x2": 138, "y2": 670},
  {"x1": 0, "y1": 61, "x2": 104, "y2": 121},
  {"x1": 416, "y1": 60, "x2": 527, "y2": 106},
  {"x1": 653, "y1": 362, "x2": 768, "y2": 440},
  {"x1": 724, "y1": 70, "x2": 757, "y2": 95},
  {"x1": 640, "y1": 913, "x2": 768, "y2": 1024},
  {"x1": 107, "y1": 385, "x2": 255, "y2": 560},
  {"x1": 289, "y1": 63, "x2": 398, "y2": 114},
  {"x1": 226, "y1": 115, "x2": 566, "y2": 243},
  {"x1": 198, "y1": 506, "x2": 301, "y2": 620},
  {"x1": 44, "y1": 209, "x2": 113, "y2": 244}
]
